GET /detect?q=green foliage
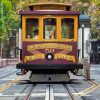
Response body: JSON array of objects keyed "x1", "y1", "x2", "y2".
[
  {"x1": 0, "y1": 0, "x2": 100, "y2": 45},
  {"x1": 0, "y1": 0, "x2": 20, "y2": 44},
  {"x1": 91, "y1": 10, "x2": 100, "y2": 39}
]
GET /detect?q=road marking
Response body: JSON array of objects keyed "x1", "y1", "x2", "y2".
[
  {"x1": 0, "y1": 71, "x2": 30, "y2": 93},
  {"x1": 82, "y1": 85, "x2": 100, "y2": 96},
  {"x1": 50, "y1": 85, "x2": 54, "y2": 100},
  {"x1": 76, "y1": 85, "x2": 96, "y2": 94},
  {"x1": 45, "y1": 85, "x2": 49, "y2": 100},
  {"x1": 0, "y1": 76, "x2": 23, "y2": 93},
  {"x1": 54, "y1": 93, "x2": 68, "y2": 97},
  {"x1": 14, "y1": 93, "x2": 26, "y2": 96},
  {"x1": 0, "y1": 93, "x2": 26, "y2": 96},
  {"x1": 73, "y1": 80, "x2": 100, "y2": 96},
  {"x1": 31, "y1": 93, "x2": 45, "y2": 97}
]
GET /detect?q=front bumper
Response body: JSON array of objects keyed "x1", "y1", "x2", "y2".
[{"x1": 16, "y1": 63, "x2": 83, "y2": 74}]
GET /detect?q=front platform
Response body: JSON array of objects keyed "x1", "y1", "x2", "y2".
[{"x1": 29, "y1": 73, "x2": 70, "y2": 83}]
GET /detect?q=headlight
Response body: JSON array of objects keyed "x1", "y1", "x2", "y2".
[{"x1": 46, "y1": 53, "x2": 54, "y2": 61}]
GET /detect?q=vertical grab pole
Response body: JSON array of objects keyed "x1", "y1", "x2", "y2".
[
  {"x1": 19, "y1": 27, "x2": 22, "y2": 62},
  {"x1": 18, "y1": 15, "x2": 22, "y2": 62}
]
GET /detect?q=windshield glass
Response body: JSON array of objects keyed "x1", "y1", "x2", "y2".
[
  {"x1": 61, "y1": 18, "x2": 74, "y2": 39},
  {"x1": 43, "y1": 18, "x2": 56, "y2": 39},
  {"x1": 26, "y1": 18, "x2": 39, "y2": 39}
]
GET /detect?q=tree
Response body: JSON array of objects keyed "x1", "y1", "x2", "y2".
[
  {"x1": 0, "y1": 0, "x2": 12, "y2": 42},
  {"x1": 0, "y1": 0, "x2": 20, "y2": 44}
]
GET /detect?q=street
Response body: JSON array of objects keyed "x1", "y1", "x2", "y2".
[{"x1": 0, "y1": 64, "x2": 99, "y2": 100}]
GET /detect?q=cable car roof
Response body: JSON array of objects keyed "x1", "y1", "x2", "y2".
[
  {"x1": 28, "y1": 3, "x2": 71, "y2": 11},
  {"x1": 19, "y1": 10, "x2": 80, "y2": 15},
  {"x1": 19, "y1": 3, "x2": 80, "y2": 15}
]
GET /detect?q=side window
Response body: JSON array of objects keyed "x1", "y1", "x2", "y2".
[
  {"x1": 43, "y1": 18, "x2": 56, "y2": 39},
  {"x1": 61, "y1": 18, "x2": 74, "y2": 39},
  {"x1": 26, "y1": 18, "x2": 39, "y2": 39}
]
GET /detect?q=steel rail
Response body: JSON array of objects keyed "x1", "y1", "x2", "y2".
[
  {"x1": 14, "y1": 84, "x2": 30, "y2": 100},
  {"x1": 24, "y1": 84, "x2": 36, "y2": 100},
  {"x1": 0, "y1": 69, "x2": 19, "y2": 79},
  {"x1": 0, "y1": 68, "x2": 9, "y2": 73},
  {"x1": 63, "y1": 84, "x2": 73, "y2": 100}
]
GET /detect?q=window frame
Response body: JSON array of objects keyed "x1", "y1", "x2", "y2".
[
  {"x1": 42, "y1": 16, "x2": 59, "y2": 42},
  {"x1": 22, "y1": 16, "x2": 42, "y2": 41},
  {"x1": 59, "y1": 16, "x2": 78, "y2": 42},
  {"x1": 22, "y1": 15, "x2": 78, "y2": 42}
]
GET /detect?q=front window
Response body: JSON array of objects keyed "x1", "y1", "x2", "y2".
[
  {"x1": 61, "y1": 18, "x2": 74, "y2": 39},
  {"x1": 24, "y1": 17, "x2": 76, "y2": 41},
  {"x1": 26, "y1": 18, "x2": 39, "y2": 39},
  {"x1": 43, "y1": 18, "x2": 56, "y2": 39}
]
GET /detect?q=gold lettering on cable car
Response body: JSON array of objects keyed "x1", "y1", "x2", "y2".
[
  {"x1": 24, "y1": 43, "x2": 75, "y2": 63},
  {"x1": 45, "y1": 49, "x2": 54, "y2": 53}
]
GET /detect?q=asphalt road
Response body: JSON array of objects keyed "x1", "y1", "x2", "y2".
[{"x1": 90, "y1": 64, "x2": 100, "y2": 82}]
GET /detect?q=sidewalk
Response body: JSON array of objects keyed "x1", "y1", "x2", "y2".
[{"x1": 0, "y1": 58, "x2": 19, "y2": 68}]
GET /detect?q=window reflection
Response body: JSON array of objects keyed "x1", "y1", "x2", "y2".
[
  {"x1": 61, "y1": 18, "x2": 74, "y2": 39},
  {"x1": 26, "y1": 18, "x2": 39, "y2": 39},
  {"x1": 44, "y1": 18, "x2": 56, "y2": 39}
]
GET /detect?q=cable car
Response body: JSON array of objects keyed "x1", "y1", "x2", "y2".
[{"x1": 16, "y1": 3, "x2": 83, "y2": 82}]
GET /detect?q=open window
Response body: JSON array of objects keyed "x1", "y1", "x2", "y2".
[
  {"x1": 26, "y1": 18, "x2": 39, "y2": 39},
  {"x1": 61, "y1": 18, "x2": 74, "y2": 39},
  {"x1": 23, "y1": 16, "x2": 76, "y2": 41},
  {"x1": 43, "y1": 18, "x2": 57, "y2": 39}
]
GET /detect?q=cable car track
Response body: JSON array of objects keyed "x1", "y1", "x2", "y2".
[
  {"x1": 14, "y1": 84, "x2": 35, "y2": 100},
  {"x1": 0, "y1": 66, "x2": 20, "y2": 80},
  {"x1": 63, "y1": 84, "x2": 73, "y2": 100},
  {"x1": 19, "y1": 84, "x2": 73, "y2": 100},
  {"x1": 0, "y1": 69, "x2": 19, "y2": 79},
  {"x1": 0, "y1": 78, "x2": 99, "y2": 100},
  {"x1": 0, "y1": 69, "x2": 20, "y2": 88}
]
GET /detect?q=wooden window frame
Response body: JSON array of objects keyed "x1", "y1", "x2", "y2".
[
  {"x1": 59, "y1": 15, "x2": 78, "y2": 42},
  {"x1": 42, "y1": 16, "x2": 59, "y2": 42},
  {"x1": 22, "y1": 16, "x2": 42, "y2": 42},
  {"x1": 22, "y1": 15, "x2": 78, "y2": 42}
]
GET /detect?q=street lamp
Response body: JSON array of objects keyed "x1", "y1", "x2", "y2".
[{"x1": 79, "y1": 12, "x2": 90, "y2": 59}]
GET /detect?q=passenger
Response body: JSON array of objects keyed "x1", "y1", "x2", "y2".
[
  {"x1": 33, "y1": 29, "x2": 38, "y2": 39},
  {"x1": 50, "y1": 30, "x2": 55, "y2": 39},
  {"x1": 62, "y1": 22, "x2": 70, "y2": 38},
  {"x1": 45, "y1": 25, "x2": 55, "y2": 39},
  {"x1": 26, "y1": 24, "x2": 34, "y2": 38}
]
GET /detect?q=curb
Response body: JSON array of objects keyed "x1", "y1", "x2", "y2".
[
  {"x1": 0, "y1": 59, "x2": 18, "y2": 67},
  {"x1": 66, "y1": 85, "x2": 83, "y2": 100}
]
